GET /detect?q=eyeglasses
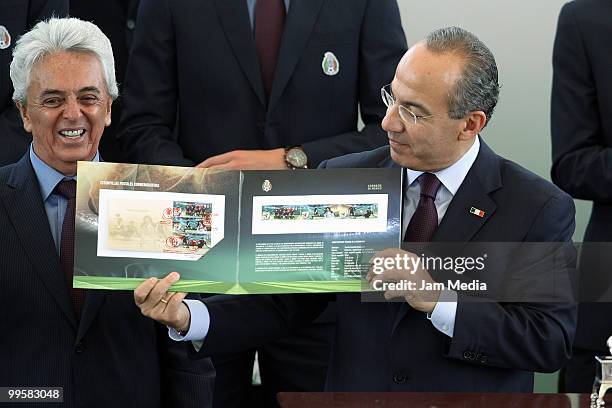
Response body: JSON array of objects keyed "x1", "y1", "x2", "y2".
[{"x1": 381, "y1": 84, "x2": 435, "y2": 125}]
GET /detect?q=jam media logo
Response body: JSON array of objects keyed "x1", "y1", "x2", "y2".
[{"x1": 262, "y1": 179, "x2": 272, "y2": 192}]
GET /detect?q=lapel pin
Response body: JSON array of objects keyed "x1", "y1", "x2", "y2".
[
  {"x1": 469, "y1": 207, "x2": 485, "y2": 218},
  {"x1": 322, "y1": 52, "x2": 339, "y2": 76},
  {"x1": 0, "y1": 26, "x2": 11, "y2": 50}
]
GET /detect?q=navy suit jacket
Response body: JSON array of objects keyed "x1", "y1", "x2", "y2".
[
  {"x1": 551, "y1": 0, "x2": 612, "y2": 352},
  {"x1": 117, "y1": 0, "x2": 407, "y2": 167},
  {"x1": 0, "y1": 0, "x2": 68, "y2": 166},
  {"x1": 0, "y1": 154, "x2": 214, "y2": 407},
  {"x1": 197, "y1": 141, "x2": 577, "y2": 392}
]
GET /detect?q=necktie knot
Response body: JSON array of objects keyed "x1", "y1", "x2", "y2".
[
  {"x1": 419, "y1": 173, "x2": 441, "y2": 200},
  {"x1": 54, "y1": 179, "x2": 76, "y2": 200}
]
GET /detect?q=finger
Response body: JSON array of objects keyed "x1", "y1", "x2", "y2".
[
  {"x1": 369, "y1": 276, "x2": 387, "y2": 291},
  {"x1": 207, "y1": 162, "x2": 241, "y2": 170},
  {"x1": 382, "y1": 267, "x2": 403, "y2": 282},
  {"x1": 199, "y1": 151, "x2": 236, "y2": 168},
  {"x1": 160, "y1": 292, "x2": 189, "y2": 329},
  {"x1": 384, "y1": 290, "x2": 407, "y2": 301},
  {"x1": 365, "y1": 264, "x2": 375, "y2": 282},
  {"x1": 154, "y1": 290, "x2": 179, "y2": 312},
  {"x1": 134, "y1": 277, "x2": 159, "y2": 305},
  {"x1": 148, "y1": 272, "x2": 180, "y2": 306}
]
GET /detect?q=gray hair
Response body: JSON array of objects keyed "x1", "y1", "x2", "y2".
[
  {"x1": 425, "y1": 26, "x2": 499, "y2": 127},
  {"x1": 10, "y1": 17, "x2": 118, "y2": 104}
]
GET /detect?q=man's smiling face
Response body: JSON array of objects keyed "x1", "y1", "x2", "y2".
[{"x1": 17, "y1": 50, "x2": 112, "y2": 175}]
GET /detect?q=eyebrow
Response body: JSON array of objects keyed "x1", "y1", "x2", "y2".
[
  {"x1": 390, "y1": 84, "x2": 432, "y2": 116},
  {"x1": 38, "y1": 86, "x2": 102, "y2": 98},
  {"x1": 79, "y1": 86, "x2": 102, "y2": 94},
  {"x1": 39, "y1": 89, "x2": 63, "y2": 98}
]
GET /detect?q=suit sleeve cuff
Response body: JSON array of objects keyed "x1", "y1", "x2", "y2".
[
  {"x1": 427, "y1": 289, "x2": 458, "y2": 337},
  {"x1": 167, "y1": 299, "x2": 210, "y2": 342}
]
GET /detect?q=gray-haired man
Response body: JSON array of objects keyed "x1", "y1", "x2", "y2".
[{"x1": 0, "y1": 17, "x2": 213, "y2": 407}]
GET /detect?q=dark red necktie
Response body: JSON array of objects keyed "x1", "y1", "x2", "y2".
[
  {"x1": 255, "y1": 0, "x2": 286, "y2": 99},
  {"x1": 404, "y1": 173, "x2": 442, "y2": 243},
  {"x1": 55, "y1": 180, "x2": 85, "y2": 318}
]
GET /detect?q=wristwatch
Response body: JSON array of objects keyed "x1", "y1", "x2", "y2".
[{"x1": 284, "y1": 146, "x2": 308, "y2": 169}]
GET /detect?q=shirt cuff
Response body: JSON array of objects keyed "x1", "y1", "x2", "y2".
[
  {"x1": 167, "y1": 299, "x2": 210, "y2": 342},
  {"x1": 427, "y1": 289, "x2": 458, "y2": 337}
]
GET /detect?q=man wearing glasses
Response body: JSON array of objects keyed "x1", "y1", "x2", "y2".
[{"x1": 136, "y1": 27, "x2": 576, "y2": 392}]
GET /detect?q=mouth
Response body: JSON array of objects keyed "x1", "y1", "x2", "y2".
[
  {"x1": 388, "y1": 137, "x2": 408, "y2": 148},
  {"x1": 58, "y1": 128, "x2": 86, "y2": 139}
]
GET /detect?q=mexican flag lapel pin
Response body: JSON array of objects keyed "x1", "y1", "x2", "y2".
[{"x1": 469, "y1": 207, "x2": 485, "y2": 218}]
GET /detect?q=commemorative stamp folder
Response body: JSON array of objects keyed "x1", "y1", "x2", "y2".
[{"x1": 74, "y1": 161, "x2": 401, "y2": 294}]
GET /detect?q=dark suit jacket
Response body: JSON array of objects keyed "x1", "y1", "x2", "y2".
[
  {"x1": 551, "y1": 0, "x2": 612, "y2": 351},
  {"x1": 117, "y1": 0, "x2": 407, "y2": 167},
  {"x1": 0, "y1": 154, "x2": 214, "y2": 407},
  {"x1": 197, "y1": 141, "x2": 577, "y2": 392},
  {"x1": 0, "y1": 0, "x2": 68, "y2": 166}
]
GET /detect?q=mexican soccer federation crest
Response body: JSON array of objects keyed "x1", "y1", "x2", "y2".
[
  {"x1": 322, "y1": 52, "x2": 339, "y2": 76},
  {"x1": 262, "y1": 179, "x2": 272, "y2": 192},
  {"x1": 0, "y1": 26, "x2": 11, "y2": 50}
]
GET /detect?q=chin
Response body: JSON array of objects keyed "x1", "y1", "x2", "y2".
[
  {"x1": 389, "y1": 147, "x2": 410, "y2": 168},
  {"x1": 59, "y1": 147, "x2": 97, "y2": 164},
  {"x1": 390, "y1": 151, "x2": 428, "y2": 171}
]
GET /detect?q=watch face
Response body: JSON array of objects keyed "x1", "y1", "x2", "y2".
[{"x1": 287, "y1": 148, "x2": 307, "y2": 167}]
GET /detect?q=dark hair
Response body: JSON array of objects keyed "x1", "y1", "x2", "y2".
[{"x1": 425, "y1": 26, "x2": 500, "y2": 127}]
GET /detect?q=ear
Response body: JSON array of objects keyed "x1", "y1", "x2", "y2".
[
  {"x1": 458, "y1": 110, "x2": 487, "y2": 141},
  {"x1": 15, "y1": 101, "x2": 33, "y2": 133},
  {"x1": 104, "y1": 97, "x2": 113, "y2": 127}
]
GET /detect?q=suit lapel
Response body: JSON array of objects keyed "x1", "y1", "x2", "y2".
[
  {"x1": 433, "y1": 141, "x2": 501, "y2": 243},
  {"x1": 2, "y1": 155, "x2": 78, "y2": 330},
  {"x1": 267, "y1": 0, "x2": 325, "y2": 114},
  {"x1": 77, "y1": 291, "x2": 106, "y2": 341},
  {"x1": 392, "y1": 141, "x2": 502, "y2": 333},
  {"x1": 213, "y1": 0, "x2": 266, "y2": 106}
]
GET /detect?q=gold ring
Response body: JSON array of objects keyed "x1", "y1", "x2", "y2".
[{"x1": 160, "y1": 298, "x2": 168, "y2": 304}]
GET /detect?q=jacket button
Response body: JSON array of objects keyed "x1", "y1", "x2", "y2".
[
  {"x1": 126, "y1": 19, "x2": 136, "y2": 30},
  {"x1": 392, "y1": 372, "x2": 407, "y2": 384},
  {"x1": 75, "y1": 343, "x2": 85, "y2": 354}
]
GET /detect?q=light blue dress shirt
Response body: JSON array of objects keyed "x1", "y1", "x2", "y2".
[
  {"x1": 170, "y1": 138, "x2": 482, "y2": 343},
  {"x1": 29, "y1": 145, "x2": 100, "y2": 252},
  {"x1": 246, "y1": 0, "x2": 291, "y2": 30}
]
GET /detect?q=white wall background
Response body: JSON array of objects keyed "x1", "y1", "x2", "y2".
[{"x1": 395, "y1": 0, "x2": 591, "y2": 241}]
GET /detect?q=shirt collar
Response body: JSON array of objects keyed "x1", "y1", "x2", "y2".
[
  {"x1": 29, "y1": 144, "x2": 100, "y2": 201},
  {"x1": 405, "y1": 136, "x2": 480, "y2": 196}
]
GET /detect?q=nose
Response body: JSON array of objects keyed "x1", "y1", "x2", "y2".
[
  {"x1": 381, "y1": 105, "x2": 403, "y2": 134},
  {"x1": 62, "y1": 96, "x2": 82, "y2": 120}
]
